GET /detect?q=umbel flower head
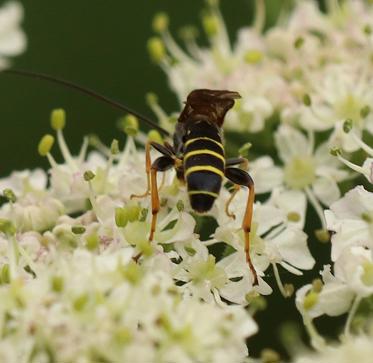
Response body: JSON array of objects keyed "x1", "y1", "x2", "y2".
[{"x1": 2, "y1": 0, "x2": 373, "y2": 362}]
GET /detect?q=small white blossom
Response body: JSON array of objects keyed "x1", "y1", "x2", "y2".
[{"x1": 325, "y1": 185, "x2": 373, "y2": 261}]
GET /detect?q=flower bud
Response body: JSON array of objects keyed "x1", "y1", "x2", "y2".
[
  {"x1": 118, "y1": 115, "x2": 139, "y2": 136},
  {"x1": 110, "y1": 139, "x2": 119, "y2": 155},
  {"x1": 152, "y1": 12, "x2": 169, "y2": 33},
  {"x1": 303, "y1": 94, "x2": 312, "y2": 106},
  {"x1": 0, "y1": 219, "x2": 16, "y2": 236},
  {"x1": 147, "y1": 129, "x2": 163, "y2": 144},
  {"x1": 303, "y1": 291, "x2": 319, "y2": 310},
  {"x1": 3, "y1": 188, "x2": 16, "y2": 203},
  {"x1": 343, "y1": 119, "x2": 353, "y2": 133},
  {"x1": 329, "y1": 147, "x2": 341, "y2": 156},
  {"x1": 84, "y1": 170, "x2": 96, "y2": 182},
  {"x1": 315, "y1": 229, "x2": 330, "y2": 243},
  {"x1": 38, "y1": 134, "x2": 55, "y2": 156},
  {"x1": 51, "y1": 108, "x2": 66, "y2": 130},
  {"x1": 244, "y1": 50, "x2": 263, "y2": 64},
  {"x1": 147, "y1": 37, "x2": 166, "y2": 63},
  {"x1": 361, "y1": 105, "x2": 371, "y2": 118},
  {"x1": 294, "y1": 36, "x2": 304, "y2": 49},
  {"x1": 71, "y1": 225, "x2": 86, "y2": 235}
]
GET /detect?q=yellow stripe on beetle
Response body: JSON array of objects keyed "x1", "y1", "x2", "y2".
[
  {"x1": 184, "y1": 137, "x2": 224, "y2": 150},
  {"x1": 184, "y1": 149, "x2": 225, "y2": 163},
  {"x1": 188, "y1": 190, "x2": 219, "y2": 198},
  {"x1": 185, "y1": 165, "x2": 224, "y2": 178}
]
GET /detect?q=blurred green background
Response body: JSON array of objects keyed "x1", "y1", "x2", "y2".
[{"x1": 0, "y1": 0, "x2": 335, "y2": 358}]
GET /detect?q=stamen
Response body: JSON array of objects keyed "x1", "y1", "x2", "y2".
[
  {"x1": 84, "y1": 170, "x2": 100, "y2": 221},
  {"x1": 118, "y1": 136, "x2": 137, "y2": 169},
  {"x1": 38, "y1": 134, "x2": 58, "y2": 168},
  {"x1": 344, "y1": 295, "x2": 361, "y2": 337},
  {"x1": 51, "y1": 109, "x2": 77, "y2": 171},
  {"x1": 304, "y1": 187, "x2": 327, "y2": 230},
  {"x1": 209, "y1": 0, "x2": 231, "y2": 55},
  {"x1": 88, "y1": 134, "x2": 111, "y2": 157},
  {"x1": 337, "y1": 154, "x2": 368, "y2": 176},
  {"x1": 302, "y1": 312, "x2": 326, "y2": 351},
  {"x1": 78, "y1": 136, "x2": 89, "y2": 165},
  {"x1": 147, "y1": 37, "x2": 167, "y2": 64},
  {"x1": 272, "y1": 263, "x2": 288, "y2": 298},
  {"x1": 146, "y1": 93, "x2": 173, "y2": 131},
  {"x1": 179, "y1": 26, "x2": 202, "y2": 59},
  {"x1": 350, "y1": 132, "x2": 373, "y2": 156},
  {"x1": 254, "y1": 0, "x2": 266, "y2": 33},
  {"x1": 152, "y1": 12, "x2": 192, "y2": 64}
]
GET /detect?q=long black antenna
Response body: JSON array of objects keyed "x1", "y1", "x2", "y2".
[{"x1": 3, "y1": 68, "x2": 170, "y2": 137}]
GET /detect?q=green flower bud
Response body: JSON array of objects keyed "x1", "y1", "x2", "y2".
[
  {"x1": 202, "y1": 13, "x2": 219, "y2": 36},
  {"x1": 362, "y1": 212, "x2": 373, "y2": 223},
  {"x1": 294, "y1": 36, "x2": 304, "y2": 49},
  {"x1": 147, "y1": 129, "x2": 163, "y2": 144},
  {"x1": 179, "y1": 26, "x2": 199, "y2": 41},
  {"x1": 85, "y1": 233, "x2": 99, "y2": 250},
  {"x1": 51, "y1": 108, "x2": 66, "y2": 130},
  {"x1": 38, "y1": 134, "x2": 55, "y2": 156},
  {"x1": 303, "y1": 94, "x2": 312, "y2": 106},
  {"x1": 139, "y1": 208, "x2": 148, "y2": 222},
  {"x1": 115, "y1": 207, "x2": 128, "y2": 228},
  {"x1": 238, "y1": 142, "x2": 252, "y2": 158},
  {"x1": 303, "y1": 291, "x2": 319, "y2": 310},
  {"x1": 244, "y1": 50, "x2": 263, "y2": 64},
  {"x1": 115, "y1": 203, "x2": 141, "y2": 228},
  {"x1": 361, "y1": 105, "x2": 371, "y2": 118},
  {"x1": 176, "y1": 200, "x2": 184, "y2": 212},
  {"x1": 0, "y1": 219, "x2": 16, "y2": 236},
  {"x1": 71, "y1": 225, "x2": 86, "y2": 235},
  {"x1": 118, "y1": 115, "x2": 139, "y2": 136},
  {"x1": 0, "y1": 264, "x2": 10, "y2": 284},
  {"x1": 364, "y1": 24, "x2": 372, "y2": 35},
  {"x1": 329, "y1": 147, "x2": 341, "y2": 156},
  {"x1": 147, "y1": 37, "x2": 166, "y2": 63},
  {"x1": 343, "y1": 118, "x2": 353, "y2": 133},
  {"x1": 312, "y1": 278, "x2": 323, "y2": 293},
  {"x1": 284, "y1": 283, "x2": 294, "y2": 298},
  {"x1": 120, "y1": 260, "x2": 142, "y2": 284},
  {"x1": 146, "y1": 92, "x2": 158, "y2": 106},
  {"x1": 287, "y1": 212, "x2": 301, "y2": 222},
  {"x1": 3, "y1": 188, "x2": 16, "y2": 203},
  {"x1": 51, "y1": 275, "x2": 64, "y2": 292},
  {"x1": 315, "y1": 229, "x2": 330, "y2": 243},
  {"x1": 83, "y1": 170, "x2": 96, "y2": 181},
  {"x1": 73, "y1": 294, "x2": 89, "y2": 311},
  {"x1": 110, "y1": 139, "x2": 119, "y2": 155},
  {"x1": 152, "y1": 12, "x2": 169, "y2": 33},
  {"x1": 261, "y1": 348, "x2": 281, "y2": 363},
  {"x1": 88, "y1": 134, "x2": 100, "y2": 147}
]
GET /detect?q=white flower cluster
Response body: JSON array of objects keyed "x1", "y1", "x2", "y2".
[{"x1": 0, "y1": 112, "x2": 261, "y2": 361}]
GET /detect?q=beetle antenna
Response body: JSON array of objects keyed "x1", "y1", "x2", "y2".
[{"x1": 2, "y1": 68, "x2": 170, "y2": 137}]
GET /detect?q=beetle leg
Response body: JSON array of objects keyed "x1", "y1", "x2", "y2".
[
  {"x1": 225, "y1": 184, "x2": 240, "y2": 219},
  {"x1": 131, "y1": 141, "x2": 175, "y2": 199},
  {"x1": 225, "y1": 167, "x2": 257, "y2": 285},
  {"x1": 148, "y1": 156, "x2": 175, "y2": 241}
]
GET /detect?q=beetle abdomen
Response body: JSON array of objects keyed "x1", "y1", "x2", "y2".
[{"x1": 184, "y1": 121, "x2": 225, "y2": 213}]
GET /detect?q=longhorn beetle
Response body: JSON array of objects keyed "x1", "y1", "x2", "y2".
[{"x1": 3, "y1": 69, "x2": 257, "y2": 283}]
